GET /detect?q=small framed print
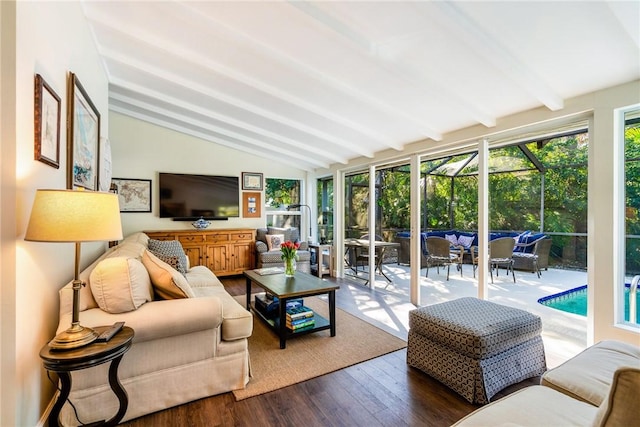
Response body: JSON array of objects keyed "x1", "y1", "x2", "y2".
[
  {"x1": 111, "y1": 178, "x2": 152, "y2": 212},
  {"x1": 34, "y1": 74, "x2": 61, "y2": 168},
  {"x1": 243, "y1": 192, "x2": 261, "y2": 218},
  {"x1": 242, "y1": 172, "x2": 263, "y2": 190}
]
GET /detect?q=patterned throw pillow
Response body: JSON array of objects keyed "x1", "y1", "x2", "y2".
[
  {"x1": 147, "y1": 239, "x2": 188, "y2": 274},
  {"x1": 265, "y1": 234, "x2": 285, "y2": 251},
  {"x1": 457, "y1": 235, "x2": 474, "y2": 248},
  {"x1": 445, "y1": 234, "x2": 458, "y2": 246}
]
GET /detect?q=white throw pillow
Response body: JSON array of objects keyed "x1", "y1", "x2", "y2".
[
  {"x1": 90, "y1": 257, "x2": 153, "y2": 314},
  {"x1": 445, "y1": 234, "x2": 458, "y2": 246},
  {"x1": 265, "y1": 234, "x2": 285, "y2": 251},
  {"x1": 457, "y1": 235, "x2": 474, "y2": 248},
  {"x1": 141, "y1": 250, "x2": 195, "y2": 299}
]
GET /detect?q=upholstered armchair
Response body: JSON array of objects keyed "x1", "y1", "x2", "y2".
[{"x1": 255, "y1": 227, "x2": 311, "y2": 273}]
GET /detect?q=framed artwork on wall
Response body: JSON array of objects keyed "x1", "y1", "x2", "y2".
[
  {"x1": 34, "y1": 74, "x2": 61, "y2": 168},
  {"x1": 242, "y1": 172, "x2": 263, "y2": 190},
  {"x1": 243, "y1": 192, "x2": 261, "y2": 218},
  {"x1": 67, "y1": 72, "x2": 100, "y2": 190},
  {"x1": 111, "y1": 178, "x2": 152, "y2": 212}
]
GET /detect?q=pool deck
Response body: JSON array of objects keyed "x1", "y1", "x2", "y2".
[{"x1": 336, "y1": 263, "x2": 588, "y2": 368}]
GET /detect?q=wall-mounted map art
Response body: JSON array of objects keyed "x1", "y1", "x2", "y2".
[
  {"x1": 112, "y1": 178, "x2": 152, "y2": 212},
  {"x1": 67, "y1": 72, "x2": 100, "y2": 190}
]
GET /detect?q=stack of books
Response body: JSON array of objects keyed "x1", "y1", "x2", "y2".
[{"x1": 285, "y1": 306, "x2": 315, "y2": 331}]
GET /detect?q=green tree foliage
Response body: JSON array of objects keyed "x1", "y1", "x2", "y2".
[
  {"x1": 625, "y1": 123, "x2": 640, "y2": 273},
  {"x1": 265, "y1": 178, "x2": 299, "y2": 207}
]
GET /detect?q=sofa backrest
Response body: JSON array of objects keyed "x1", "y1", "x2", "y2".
[{"x1": 256, "y1": 227, "x2": 301, "y2": 245}]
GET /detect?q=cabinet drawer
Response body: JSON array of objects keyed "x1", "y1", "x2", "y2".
[
  {"x1": 178, "y1": 234, "x2": 205, "y2": 244},
  {"x1": 230, "y1": 232, "x2": 253, "y2": 241},
  {"x1": 205, "y1": 233, "x2": 230, "y2": 243}
]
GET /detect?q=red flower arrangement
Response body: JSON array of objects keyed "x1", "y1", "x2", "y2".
[{"x1": 280, "y1": 240, "x2": 300, "y2": 261}]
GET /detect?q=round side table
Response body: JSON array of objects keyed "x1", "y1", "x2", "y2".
[{"x1": 40, "y1": 326, "x2": 134, "y2": 427}]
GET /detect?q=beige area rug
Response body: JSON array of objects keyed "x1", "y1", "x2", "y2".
[{"x1": 232, "y1": 294, "x2": 407, "y2": 400}]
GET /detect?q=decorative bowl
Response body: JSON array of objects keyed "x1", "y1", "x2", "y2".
[{"x1": 192, "y1": 217, "x2": 210, "y2": 229}]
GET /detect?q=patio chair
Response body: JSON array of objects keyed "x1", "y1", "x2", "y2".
[
  {"x1": 513, "y1": 237, "x2": 552, "y2": 277},
  {"x1": 346, "y1": 234, "x2": 383, "y2": 273},
  {"x1": 425, "y1": 236, "x2": 462, "y2": 280},
  {"x1": 489, "y1": 237, "x2": 516, "y2": 283}
]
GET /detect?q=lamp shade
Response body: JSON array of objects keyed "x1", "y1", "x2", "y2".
[{"x1": 25, "y1": 189, "x2": 123, "y2": 242}]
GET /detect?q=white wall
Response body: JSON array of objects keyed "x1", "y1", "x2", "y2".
[
  {"x1": 109, "y1": 112, "x2": 308, "y2": 237},
  {"x1": 3, "y1": 2, "x2": 109, "y2": 425}
]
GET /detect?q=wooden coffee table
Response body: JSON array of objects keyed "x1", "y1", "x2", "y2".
[{"x1": 244, "y1": 270, "x2": 340, "y2": 349}]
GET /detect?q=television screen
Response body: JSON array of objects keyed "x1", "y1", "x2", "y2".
[{"x1": 159, "y1": 173, "x2": 239, "y2": 219}]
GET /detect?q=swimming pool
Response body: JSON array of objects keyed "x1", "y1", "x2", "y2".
[{"x1": 538, "y1": 284, "x2": 640, "y2": 323}]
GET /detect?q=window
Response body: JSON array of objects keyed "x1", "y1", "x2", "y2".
[{"x1": 624, "y1": 108, "x2": 640, "y2": 325}]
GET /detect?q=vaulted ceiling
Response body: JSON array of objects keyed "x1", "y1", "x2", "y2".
[{"x1": 82, "y1": 1, "x2": 640, "y2": 171}]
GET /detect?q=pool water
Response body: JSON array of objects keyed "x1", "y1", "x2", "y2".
[{"x1": 538, "y1": 285, "x2": 640, "y2": 323}]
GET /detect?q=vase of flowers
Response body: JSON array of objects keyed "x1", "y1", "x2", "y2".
[{"x1": 280, "y1": 240, "x2": 300, "y2": 277}]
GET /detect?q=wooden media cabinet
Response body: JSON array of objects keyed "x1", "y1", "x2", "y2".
[{"x1": 145, "y1": 228, "x2": 255, "y2": 277}]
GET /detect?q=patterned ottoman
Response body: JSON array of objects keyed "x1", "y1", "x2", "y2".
[{"x1": 407, "y1": 297, "x2": 546, "y2": 404}]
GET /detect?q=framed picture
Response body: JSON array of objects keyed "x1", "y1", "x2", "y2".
[
  {"x1": 242, "y1": 172, "x2": 263, "y2": 190},
  {"x1": 34, "y1": 74, "x2": 61, "y2": 168},
  {"x1": 243, "y1": 192, "x2": 261, "y2": 218},
  {"x1": 111, "y1": 178, "x2": 152, "y2": 212},
  {"x1": 67, "y1": 72, "x2": 100, "y2": 190}
]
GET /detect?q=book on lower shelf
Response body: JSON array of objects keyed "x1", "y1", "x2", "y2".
[
  {"x1": 286, "y1": 317, "x2": 315, "y2": 330},
  {"x1": 286, "y1": 305, "x2": 314, "y2": 330}
]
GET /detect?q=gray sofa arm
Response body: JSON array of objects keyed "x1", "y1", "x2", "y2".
[
  {"x1": 256, "y1": 241, "x2": 268, "y2": 253},
  {"x1": 298, "y1": 241, "x2": 309, "y2": 251}
]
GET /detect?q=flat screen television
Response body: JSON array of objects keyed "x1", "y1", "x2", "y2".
[{"x1": 159, "y1": 173, "x2": 240, "y2": 220}]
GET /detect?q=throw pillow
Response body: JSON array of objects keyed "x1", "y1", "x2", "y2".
[
  {"x1": 147, "y1": 239, "x2": 188, "y2": 274},
  {"x1": 457, "y1": 234, "x2": 474, "y2": 248},
  {"x1": 266, "y1": 234, "x2": 285, "y2": 251},
  {"x1": 445, "y1": 234, "x2": 458, "y2": 246},
  {"x1": 90, "y1": 257, "x2": 153, "y2": 314},
  {"x1": 141, "y1": 250, "x2": 195, "y2": 299}
]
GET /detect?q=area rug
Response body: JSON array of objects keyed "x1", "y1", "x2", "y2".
[{"x1": 232, "y1": 295, "x2": 407, "y2": 400}]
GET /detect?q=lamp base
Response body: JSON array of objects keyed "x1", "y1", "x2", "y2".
[{"x1": 48, "y1": 324, "x2": 98, "y2": 351}]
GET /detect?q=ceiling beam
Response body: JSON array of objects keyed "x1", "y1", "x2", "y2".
[
  {"x1": 178, "y1": 2, "x2": 443, "y2": 143},
  {"x1": 291, "y1": 1, "x2": 497, "y2": 128},
  {"x1": 429, "y1": 2, "x2": 564, "y2": 111},
  {"x1": 109, "y1": 91, "x2": 333, "y2": 169},
  {"x1": 100, "y1": 48, "x2": 372, "y2": 159}
]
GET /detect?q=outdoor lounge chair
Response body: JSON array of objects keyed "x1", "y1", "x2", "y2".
[
  {"x1": 425, "y1": 236, "x2": 463, "y2": 280},
  {"x1": 472, "y1": 237, "x2": 516, "y2": 283},
  {"x1": 513, "y1": 237, "x2": 552, "y2": 277}
]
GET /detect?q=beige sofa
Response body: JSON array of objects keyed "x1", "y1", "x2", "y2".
[
  {"x1": 453, "y1": 340, "x2": 640, "y2": 426},
  {"x1": 55, "y1": 232, "x2": 253, "y2": 425}
]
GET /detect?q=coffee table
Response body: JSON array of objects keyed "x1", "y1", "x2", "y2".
[{"x1": 244, "y1": 270, "x2": 340, "y2": 349}]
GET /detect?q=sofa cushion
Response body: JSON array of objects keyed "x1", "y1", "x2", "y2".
[
  {"x1": 265, "y1": 234, "x2": 285, "y2": 251},
  {"x1": 147, "y1": 239, "x2": 188, "y2": 274},
  {"x1": 89, "y1": 257, "x2": 153, "y2": 314},
  {"x1": 541, "y1": 340, "x2": 640, "y2": 406},
  {"x1": 142, "y1": 250, "x2": 195, "y2": 299},
  {"x1": 452, "y1": 385, "x2": 598, "y2": 426},
  {"x1": 592, "y1": 367, "x2": 640, "y2": 427}
]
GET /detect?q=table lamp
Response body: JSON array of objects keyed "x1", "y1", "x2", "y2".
[{"x1": 25, "y1": 189, "x2": 123, "y2": 350}]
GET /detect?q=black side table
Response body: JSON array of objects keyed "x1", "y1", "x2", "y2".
[{"x1": 40, "y1": 326, "x2": 134, "y2": 427}]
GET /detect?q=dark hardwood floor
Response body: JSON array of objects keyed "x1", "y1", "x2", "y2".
[{"x1": 120, "y1": 275, "x2": 537, "y2": 427}]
